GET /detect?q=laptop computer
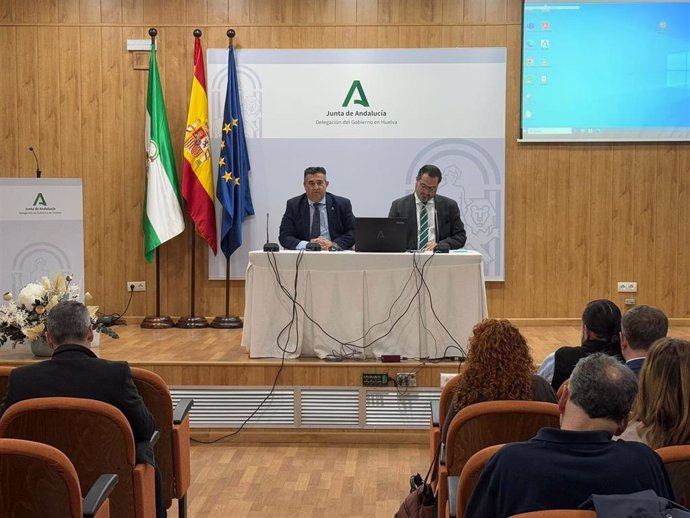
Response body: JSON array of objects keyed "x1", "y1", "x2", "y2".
[{"x1": 355, "y1": 217, "x2": 407, "y2": 252}]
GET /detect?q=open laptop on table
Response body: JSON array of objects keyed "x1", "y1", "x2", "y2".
[{"x1": 355, "y1": 217, "x2": 407, "y2": 252}]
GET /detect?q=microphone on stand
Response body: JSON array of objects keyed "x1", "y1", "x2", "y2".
[
  {"x1": 263, "y1": 212, "x2": 280, "y2": 252},
  {"x1": 29, "y1": 147, "x2": 42, "y2": 178}
]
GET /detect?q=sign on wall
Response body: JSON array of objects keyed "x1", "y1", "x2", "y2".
[
  {"x1": 207, "y1": 48, "x2": 506, "y2": 280},
  {"x1": 0, "y1": 178, "x2": 85, "y2": 297}
]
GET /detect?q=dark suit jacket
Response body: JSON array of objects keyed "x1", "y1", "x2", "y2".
[
  {"x1": 626, "y1": 358, "x2": 645, "y2": 377},
  {"x1": 279, "y1": 192, "x2": 356, "y2": 250},
  {"x1": 0, "y1": 344, "x2": 156, "y2": 465},
  {"x1": 388, "y1": 193, "x2": 467, "y2": 250}
]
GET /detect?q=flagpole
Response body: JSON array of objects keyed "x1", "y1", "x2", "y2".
[
  {"x1": 211, "y1": 28, "x2": 243, "y2": 330},
  {"x1": 141, "y1": 27, "x2": 175, "y2": 330},
  {"x1": 178, "y1": 28, "x2": 210, "y2": 329}
]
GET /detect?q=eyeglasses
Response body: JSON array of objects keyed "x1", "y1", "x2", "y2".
[
  {"x1": 305, "y1": 180, "x2": 326, "y2": 188},
  {"x1": 417, "y1": 181, "x2": 438, "y2": 193}
]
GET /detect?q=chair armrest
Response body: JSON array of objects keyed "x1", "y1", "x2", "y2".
[
  {"x1": 83, "y1": 474, "x2": 118, "y2": 518},
  {"x1": 430, "y1": 399, "x2": 440, "y2": 426},
  {"x1": 150, "y1": 430, "x2": 160, "y2": 447},
  {"x1": 173, "y1": 398, "x2": 194, "y2": 425}
]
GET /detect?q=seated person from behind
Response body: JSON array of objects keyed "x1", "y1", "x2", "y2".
[
  {"x1": 538, "y1": 298, "x2": 622, "y2": 391},
  {"x1": 442, "y1": 318, "x2": 557, "y2": 443},
  {"x1": 619, "y1": 304, "x2": 668, "y2": 377},
  {"x1": 618, "y1": 337, "x2": 690, "y2": 447},
  {"x1": 278, "y1": 166, "x2": 355, "y2": 251},
  {"x1": 465, "y1": 353, "x2": 674, "y2": 518},
  {"x1": 0, "y1": 300, "x2": 166, "y2": 518},
  {"x1": 388, "y1": 164, "x2": 466, "y2": 251}
]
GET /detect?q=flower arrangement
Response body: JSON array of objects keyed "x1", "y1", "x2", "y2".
[{"x1": 0, "y1": 273, "x2": 118, "y2": 347}]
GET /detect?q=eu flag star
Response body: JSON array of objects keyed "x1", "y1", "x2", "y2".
[
  {"x1": 218, "y1": 157, "x2": 225, "y2": 167},
  {"x1": 223, "y1": 123, "x2": 232, "y2": 134},
  {"x1": 231, "y1": 118, "x2": 238, "y2": 127},
  {"x1": 234, "y1": 177, "x2": 240, "y2": 186},
  {"x1": 223, "y1": 172, "x2": 232, "y2": 182},
  {"x1": 220, "y1": 140, "x2": 225, "y2": 149}
]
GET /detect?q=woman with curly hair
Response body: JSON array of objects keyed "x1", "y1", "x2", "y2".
[
  {"x1": 441, "y1": 318, "x2": 557, "y2": 442},
  {"x1": 620, "y1": 337, "x2": 690, "y2": 448}
]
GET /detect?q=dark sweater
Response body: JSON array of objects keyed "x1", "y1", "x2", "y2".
[{"x1": 465, "y1": 428, "x2": 674, "y2": 518}]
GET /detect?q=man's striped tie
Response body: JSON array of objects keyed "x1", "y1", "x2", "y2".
[{"x1": 419, "y1": 202, "x2": 429, "y2": 250}]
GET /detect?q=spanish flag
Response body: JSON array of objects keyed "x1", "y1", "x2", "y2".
[{"x1": 182, "y1": 33, "x2": 217, "y2": 254}]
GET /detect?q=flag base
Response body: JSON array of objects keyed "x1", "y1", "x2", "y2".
[
  {"x1": 140, "y1": 316, "x2": 176, "y2": 329},
  {"x1": 210, "y1": 315, "x2": 243, "y2": 329},
  {"x1": 176, "y1": 315, "x2": 210, "y2": 328}
]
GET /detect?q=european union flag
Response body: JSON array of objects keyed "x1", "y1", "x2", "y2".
[{"x1": 216, "y1": 47, "x2": 254, "y2": 258}]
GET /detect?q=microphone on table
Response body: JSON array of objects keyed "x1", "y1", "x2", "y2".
[
  {"x1": 305, "y1": 242, "x2": 321, "y2": 251},
  {"x1": 263, "y1": 213, "x2": 279, "y2": 252},
  {"x1": 29, "y1": 146, "x2": 42, "y2": 178}
]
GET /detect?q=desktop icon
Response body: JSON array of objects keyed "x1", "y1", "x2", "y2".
[
  {"x1": 540, "y1": 39, "x2": 550, "y2": 49},
  {"x1": 526, "y1": 75, "x2": 534, "y2": 84},
  {"x1": 525, "y1": 110, "x2": 532, "y2": 119},
  {"x1": 542, "y1": 21, "x2": 550, "y2": 30},
  {"x1": 526, "y1": 22, "x2": 536, "y2": 30},
  {"x1": 540, "y1": 58, "x2": 549, "y2": 67},
  {"x1": 527, "y1": 40, "x2": 535, "y2": 48},
  {"x1": 526, "y1": 57, "x2": 535, "y2": 66},
  {"x1": 540, "y1": 75, "x2": 548, "y2": 85}
]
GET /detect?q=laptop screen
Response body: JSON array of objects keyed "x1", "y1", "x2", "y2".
[{"x1": 355, "y1": 217, "x2": 407, "y2": 253}]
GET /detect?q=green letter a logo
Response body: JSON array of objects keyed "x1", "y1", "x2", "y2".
[
  {"x1": 342, "y1": 80, "x2": 370, "y2": 107},
  {"x1": 33, "y1": 193, "x2": 47, "y2": 206}
]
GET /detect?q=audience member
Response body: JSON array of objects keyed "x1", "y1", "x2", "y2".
[
  {"x1": 441, "y1": 318, "x2": 557, "y2": 442},
  {"x1": 465, "y1": 353, "x2": 674, "y2": 518},
  {"x1": 620, "y1": 304, "x2": 668, "y2": 376},
  {"x1": 278, "y1": 166, "x2": 355, "y2": 250},
  {"x1": 620, "y1": 337, "x2": 690, "y2": 447},
  {"x1": 388, "y1": 164, "x2": 466, "y2": 251},
  {"x1": 0, "y1": 300, "x2": 166, "y2": 518},
  {"x1": 538, "y1": 299, "x2": 622, "y2": 391}
]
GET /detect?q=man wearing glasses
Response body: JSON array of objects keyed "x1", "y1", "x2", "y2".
[
  {"x1": 279, "y1": 166, "x2": 356, "y2": 250},
  {"x1": 388, "y1": 164, "x2": 466, "y2": 251}
]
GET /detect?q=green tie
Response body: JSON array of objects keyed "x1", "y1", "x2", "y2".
[{"x1": 419, "y1": 202, "x2": 429, "y2": 250}]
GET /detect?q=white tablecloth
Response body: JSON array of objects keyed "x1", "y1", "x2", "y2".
[{"x1": 242, "y1": 250, "x2": 488, "y2": 359}]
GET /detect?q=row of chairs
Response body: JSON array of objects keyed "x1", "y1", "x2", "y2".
[
  {"x1": 429, "y1": 375, "x2": 690, "y2": 518},
  {"x1": 0, "y1": 366, "x2": 192, "y2": 518}
]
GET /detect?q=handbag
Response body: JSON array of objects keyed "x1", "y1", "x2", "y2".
[{"x1": 394, "y1": 443, "x2": 441, "y2": 518}]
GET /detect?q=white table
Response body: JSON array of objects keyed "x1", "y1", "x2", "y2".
[{"x1": 242, "y1": 250, "x2": 487, "y2": 359}]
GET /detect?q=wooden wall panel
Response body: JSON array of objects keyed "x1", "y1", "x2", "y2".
[{"x1": 1, "y1": 0, "x2": 689, "y2": 322}]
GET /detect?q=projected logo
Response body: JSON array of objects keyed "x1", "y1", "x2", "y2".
[{"x1": 406, "y1": 139, "x2": 504, "y2": 278}]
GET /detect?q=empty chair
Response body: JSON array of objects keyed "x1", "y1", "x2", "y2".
[
  {"x1": 0, "y1": 437, "x2": 117, "y2": 518},
  {"x1": 131, "y1": 367, "x2": 193, "y2": 518},
  {"x1": 0, "y1": 397, "x2": 157, "y2": 518},
  {"x1": 656, "y1": 445, "x2": 690, "y2": 508},
  {"x1": 439, "y1": 400, "x2": 560, "y2": 518}
]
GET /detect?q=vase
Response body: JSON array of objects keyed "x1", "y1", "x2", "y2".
[{"x1": 30, "y1": 336, "x2": 53, "y2": 357}]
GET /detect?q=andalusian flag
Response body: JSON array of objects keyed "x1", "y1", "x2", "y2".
[
  {"x1": 143, "y1": 45, "x2": 185, "y2": 262},
  {"x1": 182, "y1": 35, "x2": 217, "y2": 254}
]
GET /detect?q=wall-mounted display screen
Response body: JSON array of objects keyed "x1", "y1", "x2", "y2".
[{"x1": 520, "y1": 1, "x2": 690, "y2": 142}]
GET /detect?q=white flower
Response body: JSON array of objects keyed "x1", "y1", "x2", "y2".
[{"x1": 17, "y1": 283, "x2": 46, "y2": 309}]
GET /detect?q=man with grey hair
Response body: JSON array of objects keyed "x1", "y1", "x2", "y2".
[
  {"x1": 0, "y1": 300, "x2": 166, "y2": 518},
  {"x1": 620, "y1": 304, "x2": 668, "y2": 376},
  {"x1": 465, "y1": 353, "x2": 673, "y2": 518}
]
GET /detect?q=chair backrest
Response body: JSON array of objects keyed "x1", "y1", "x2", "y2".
[
  {"x1": 446, "y1": 400, "x2": 560, "y2": 477},
  {"x1": 0, "y1": 397, "x2": 137, "y2": 518},
  {"x1": 510, "y1": 511, "x2": 597, "y2": 518},
  {"x1": 130, "y1": 367, "x2": 175, "y2": 506},
  {"x1": 457, "y1": 444, "x2": 503, "y2": 518},
  {"x1": 656, "y1": 445, "x2": 690, "y2": 508},
  {"x1": 0, "y1": 365, "x2": 13, "y2": 403},
  {"x1": 0, "y1": 437, "x2": 84, "y2": 518},
  {"x1": 439, "y1": 373, "x2": 463, "y2": 430}
]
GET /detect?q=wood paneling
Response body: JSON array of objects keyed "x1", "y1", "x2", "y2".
[{"x1": 1, "y1": 0, "x2": 689, "y2": 321}]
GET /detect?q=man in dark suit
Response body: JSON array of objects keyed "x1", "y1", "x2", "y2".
[
  {"x1": 0, "y1": 300, "x2": 165, "y2": 518},
  {"x1": 279, "y1": 166, "x2": 356, "y2": 250},
  {"x1": 620, "y1": 304, "x2": 668, "y2": 377},
  {"x1": 388, "y1": 164, "x2": 466, "y2": 251}
]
